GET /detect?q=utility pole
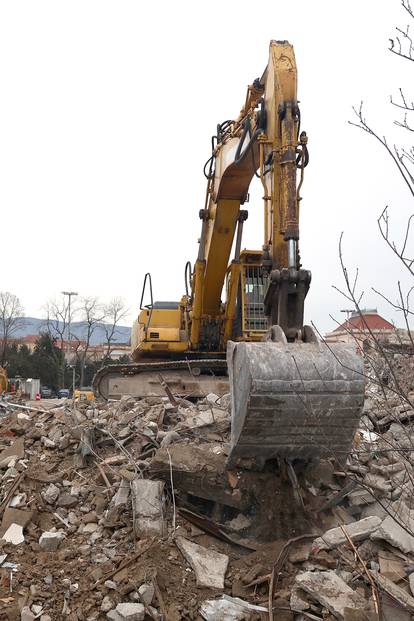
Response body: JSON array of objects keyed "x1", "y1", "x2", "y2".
[{"x1": 62, "y1": 291, "x2": 78, "y2": 387}]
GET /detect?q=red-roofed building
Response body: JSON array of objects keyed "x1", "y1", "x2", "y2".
[{"x1": 325, "y1": 308, "x2": 396, "y2": 348}]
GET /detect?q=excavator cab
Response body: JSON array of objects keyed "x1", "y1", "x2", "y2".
[{"x1": 229, "y1": 250, "x2": 269, "y2": 341}]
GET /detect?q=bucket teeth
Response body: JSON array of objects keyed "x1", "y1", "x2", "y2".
[{"x1": 226, "y1": 338, "x2": 365, "y2": 469}]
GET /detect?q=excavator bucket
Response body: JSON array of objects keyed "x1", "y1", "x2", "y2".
[{"x1": 226, "y1": 327, "x2": 365, "y2": 469}]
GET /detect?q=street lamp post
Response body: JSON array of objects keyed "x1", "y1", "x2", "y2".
[{"x1": 62, "y1": 291, "x2": 78, "y2": 388}]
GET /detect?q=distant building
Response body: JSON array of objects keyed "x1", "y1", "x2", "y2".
[
  {"x1": 87, "y1": 343, "x2": 131, "y2": 361},
  {"x1": 15, "y1": 335, "x2": 38, "y2": 352},
  {"x1": 325, "y1": 308, "x2": 396, "y2": 349}
]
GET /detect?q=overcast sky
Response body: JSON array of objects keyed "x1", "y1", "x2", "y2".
[{"x1": 1, "y1": 0, "x2": 412, "y2": 333}]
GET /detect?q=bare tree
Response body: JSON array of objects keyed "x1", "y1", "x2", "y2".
[
  {"x1": 0, "y1": 292, "x2": 24, "y2": 365},
  {"x1": 322, "y1": 0, "x2": 414, "y2": 556},
  {"x1": 43, "y1": 296, "x2": 72, "y2": 387},
  {"x1": 102, "y1": 297, "x2": 129, "y2": 359},
  {"x1": 73, "y1": 296, "x2": 105, "y2": 386},
  {"x1": 348, "y1": 0, "x2": 414, "y2": 343}
]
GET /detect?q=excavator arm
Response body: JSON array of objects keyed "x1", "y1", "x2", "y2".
[{"x1": 190, "y1": 41, "x2": 310, "y2": 349}]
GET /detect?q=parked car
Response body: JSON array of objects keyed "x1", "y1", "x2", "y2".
[
  {"x1": 57, "y1": 388, "x2": 70, "y2": 399},
  {"x1": 40, "y1": 386, "x2": 53, "y2": 399}
]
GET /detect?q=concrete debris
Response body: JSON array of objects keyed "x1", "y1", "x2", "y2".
[
  {"x1": 313, "y1": 516, "x2": 382, "y2": 550},
  {"x1": 176, "y1": 536, "x2": 229, "y2": 589},
  {"x1": 20, "y1": 607, "x2": 35, "y2": 621},
  {"x1": 200, "y1": 595, "x2": 267, "y2": 620},
  {"x1": 290, "y1": 586, "x2": 310, "y2": 612},
  {"x1": 295, "y1": 570, "x2": 367, "y2": 620},
  {"x1": 101, "y1": 595, "x2": 115, "y2": 612},
  {"x1": 39, "y1": 531, "x2": 65, "y2": 551},
  {"x1": 113, "y1": 602, "x2": 145, "y2": 620},
  {"x1": 371, "y1": 501, "x2": 414, "y2": 554},
  {"x1": 137, "y1": 583, "x2": 154, "y2": 606},
  {"x1": 3, "y1": 522, "x2": 25, "y2": 545},
  {"x1": 130, "y1": 478, "x2": 166, "y2": 537},
  {"x1": 41, "y1": 483, "x2": 60, "y2": 504},
  {"x1": 370, "y1": 570, "x2": 414, "y2": 611},
  {"x1": 0, "y1": 343, "x2": 414, "y2": 619},
  {"x1": 113, "y1": 477, "x2": 131, "y2": 506}
]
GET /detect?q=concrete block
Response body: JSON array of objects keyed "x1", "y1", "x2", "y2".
[
  {"x1": 371, "y1": 570, "x2": 414, "y2": 611},
  {"x1": 371, "y1": 501, "x2": 414, "y2": 554},
  {"x1": 313, "y1": 516, "x2": 382, "y2": 550},
  {"x1": 200, "y1": 595, "x2": 266, "y2": 620},
  {"x1": 130, "y1": 479, "x2": 166, "y2": 538},
  {"x1": 295, "y1": 570, "x2": 367, "y2": 620},
  {"x1": 41, "y1": 483, "x2": 60, "y2": 505},
  {"x1": 3, "y1": 523, "x2": 24, "y2": 545},
  {"x1": 20, "y1": 607, "x2": 35, "y2": 621},
  {"x1": 176, "y1": 536, "x2": 229, "y2": 589},
  {"x1": 138, "y1": 583, "x2": 154, "y2": 606},
  {"x1": 39, "y1": 531, "x2": 65, "y2": 551},
  {"x1": 114, "y1": 602, "x2": 145, "y2": 620}
]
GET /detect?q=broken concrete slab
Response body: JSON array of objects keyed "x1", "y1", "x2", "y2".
[
  {"x1": 295, "y1": 570, "x2": 367, "y2": 621},
  {"x1": 348, "y1": 488, "x2": 376, "y2": 506},
  {"x1": 41, "y1": 483, "x2": 60, "y2": 505},
  {"x1": 113, "y1": 602, "x2": 145, "y2": 620},
  {"x1": 370, "y1": 570, "x2": 414, "y2": 611},
  {"x1": 56, "y1": 493, "x2": 78, "y2": 508},
  {"x1": 20, "y1": 606, "x2": 35, "y2": 621},
  {"x1": 39, "y1": 531, "x2": 65, "y2": 551},
  {"x1": 138, "y1": 583, "x2": 154, "y2": 606},
  {"x1": 113, "y1": 478, "x2": 130, "y2": 507},
  {"x1": 363, "y1": 473, "x2": 393, "y2": 493},
  {"x1": 361, "y1": 500, "x2": 389, "y2": 520},
  {"x1": 313, "y1": 516, "x2": 382, "y2": 550},
  {"x1": 371, "y1": 502, "x2": 414, "y2": 554},
  {"x1": 199, "y1": 595, "x2": 267, "y2": 620},
  {"x1": 176, "y1": 536, "x2": 229, "y2": 589},
  {"x1": 130, "y1": 479, "x2": 166, "y2": 538},
  {"x1": 150, "y1": 444, "x2": 247, "y2": 510},
  {"x1": 3, "y1": 522, "x2": 24, "y2": 545},
  {"x1": 290, "y1": 586, "x2": 310, "y2": 612}
]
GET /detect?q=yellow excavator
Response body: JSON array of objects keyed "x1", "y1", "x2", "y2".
[{"x1": 94, "y1": 41, "x2": 364, "y2": 467}]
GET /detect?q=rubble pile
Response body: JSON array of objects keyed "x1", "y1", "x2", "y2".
[{"x1": 0, "y1": 344, "x2": 414, "y2": 620}]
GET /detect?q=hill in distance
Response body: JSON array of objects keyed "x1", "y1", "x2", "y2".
[{"x1": 11, "y1": 317, "x2": 131, "y2": 347}]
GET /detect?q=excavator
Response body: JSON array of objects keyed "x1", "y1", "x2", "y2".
[{"x1": 94, "y1": 41, "x2": 365, "y2": 468}]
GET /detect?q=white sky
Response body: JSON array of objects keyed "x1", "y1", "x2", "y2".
[{"x1": 1, "y1": 0, "x2": 412, "y2": 333}]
